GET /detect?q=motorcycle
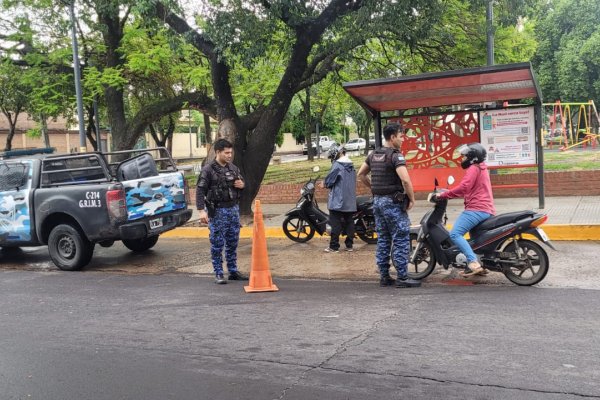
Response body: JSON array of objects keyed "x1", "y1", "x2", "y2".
[
  {"x1": 282, "y1": 167, "x2": 377, "y2": 244},
  {"x1": 407, "y1": 177, "x2": 555, "y2": 286}
]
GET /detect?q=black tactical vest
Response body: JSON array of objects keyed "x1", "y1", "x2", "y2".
[
  {"x1": 208, "y1": 162, "x2": 241, "y2": 204},
  {"x1": 369, "y1": 148, "x2": 404, "y2": 195}
]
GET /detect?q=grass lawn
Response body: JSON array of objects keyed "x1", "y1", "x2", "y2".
[{"x1": 260, "y1": 148, "x2": 600, "y2": 184}]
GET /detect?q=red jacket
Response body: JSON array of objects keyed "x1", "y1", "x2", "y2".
[{"x1": 437, "y1": 163, "x2": 496, "y2": 215}]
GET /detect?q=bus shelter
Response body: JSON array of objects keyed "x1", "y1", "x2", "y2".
[{"x1": 343, "y1": 62, "x2": 546, "y2": 208}]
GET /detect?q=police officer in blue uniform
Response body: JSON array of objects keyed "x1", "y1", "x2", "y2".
[
  {"x1": 357, "y1": 123, "x2": 421, "y2": 288},
  {"x1": 196, "y1": 138, "x2": 247, "y2": 284}
]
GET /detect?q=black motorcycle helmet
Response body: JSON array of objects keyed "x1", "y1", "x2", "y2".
[
  {"x1": 459, "y1": 142, "x2": 487, "y2": 169},
  {"x1": 327, "y1": 145, "x2": 343, "y2": 162}
]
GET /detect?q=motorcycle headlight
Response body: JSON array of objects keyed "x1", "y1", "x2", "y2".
[{"x1": 300, "y1": 188, "x2": 306, "y2": 196}]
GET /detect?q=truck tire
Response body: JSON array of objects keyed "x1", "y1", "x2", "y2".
[
  {"x1": 48, "y1": 224, "x2": 94, "y2": 271},
  {"x1": 122, "y1": 236, "x2": 159, "y2": 252}
]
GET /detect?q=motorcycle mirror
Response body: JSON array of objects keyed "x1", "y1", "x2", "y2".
[
  {"x1": 447, "y1": 175, "x2": 455, "y2": 185},
  {"x1": 312, "y1": 166, "x2": 320, "y2": 173},
  {"x1": 434, "y1": 178, "x2": 439, "y2": 188}
]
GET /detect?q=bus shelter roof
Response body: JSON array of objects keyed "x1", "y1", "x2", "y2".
[{"x1": 342, "y1": 62, "x2": 542, "y2": 114}]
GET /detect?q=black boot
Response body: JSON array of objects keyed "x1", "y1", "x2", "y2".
[
  {"x1": 396, "y1": 277, "x2": 421, "y2": 288},
  {"x1": 380, "y1": 275, "x2": 395, "y2": 287},
  {"x1": 228, "y1": 271, "x2": 248, "y2": 281}
]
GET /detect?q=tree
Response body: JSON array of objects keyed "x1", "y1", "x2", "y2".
[
  {"x1": 147, "y1": 0, "x2": 444, "y2": 214},
  {"x1": 532, "y1": 0, "x2": 600, "y2": 105},
  {"x1": 0, "y1": 62, "x2": 30, "y2": 151},
  {"x1": 1, "y1": 8, "x2": 77, "y2": 149},
  {"x1": 1, "y1": 1, "x2": 216, "y2": 155}
]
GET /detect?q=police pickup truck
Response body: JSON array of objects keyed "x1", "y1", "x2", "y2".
[{"x1": 0, "y1": 147, "x2": 191, "y2": 270}]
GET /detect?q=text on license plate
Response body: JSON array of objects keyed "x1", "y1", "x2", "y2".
[{"x1": 150, "y1": 218, "x2": 163, "y2": 229}]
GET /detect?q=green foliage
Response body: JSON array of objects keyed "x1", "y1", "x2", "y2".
[
  {"x1": 0, "y1": 62, "x2": 29, "y2": 118},
  {"x1": 532, "y1": 0, "x2": 600, "y2": 104},
  {"x1": 25, "y1": 127, "x2": 41, "y2": 138}
]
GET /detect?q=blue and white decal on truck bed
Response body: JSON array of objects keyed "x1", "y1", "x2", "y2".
[
  {"x1": 0, "y1": 160, "x2": 33, "y2": 242},
  {"x1": 122, "y1": 172, "x2": 187, "y2": 221}
]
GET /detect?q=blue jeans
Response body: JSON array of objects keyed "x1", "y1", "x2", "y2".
[{"x1": 449, "y1": 211, "x2": 492, "y2": 263}]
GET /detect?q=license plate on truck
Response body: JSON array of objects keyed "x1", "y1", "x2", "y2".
[{"x1": 149, "y1": 218, "x2": 163, "y2": 229}]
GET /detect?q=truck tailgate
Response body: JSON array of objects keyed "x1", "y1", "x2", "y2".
[{"x1": 122, "y1": 172, "x2": 187, "y2": 221}]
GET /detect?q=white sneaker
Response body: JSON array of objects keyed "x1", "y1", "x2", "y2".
[{"x1": 324, "y1": 247, "x2": 339, "y2": 253}]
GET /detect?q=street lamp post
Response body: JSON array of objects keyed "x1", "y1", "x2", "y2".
[
  {"x1": 188, "y1": 109, "x2": 193, "y2": 158},
  {"x1": 67, "y1": 0, "x2": 87, "y2": 152}
]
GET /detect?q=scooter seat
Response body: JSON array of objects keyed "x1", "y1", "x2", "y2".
[
  {"x1": 474, "y1": 210, "x2": 537, "y2": 231},
  {"x1": 356, "y1": 196, "x2": 372, "y2": 210}
]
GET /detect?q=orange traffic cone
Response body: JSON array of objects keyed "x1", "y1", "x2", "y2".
[{"x1": 244, "y1": 200, "x2": 279, "y2": 293}]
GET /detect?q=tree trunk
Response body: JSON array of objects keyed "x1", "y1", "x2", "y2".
[
  {"x1": 301, "y1": 88, "x2": 315, "y2": 161},
  {"x1": 203, "y1": 113, "x2": 212, "y2": 145},
  {"x1": 85, "y1": 106, "x2": 98, "y2": 150},
  {"x1": 40, "y1": 114, "x2": 50, "y2": 148},
  {"x1": 3, "y1": 112, "x2": 19, "y2": 151}
]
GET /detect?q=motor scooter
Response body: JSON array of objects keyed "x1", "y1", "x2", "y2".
[
  {"x1": 282, "y1": 166, "x2": 377, "y2": 244},
  {"x1": 407, "y1": 177, "x2": 555, "y2": 286}
]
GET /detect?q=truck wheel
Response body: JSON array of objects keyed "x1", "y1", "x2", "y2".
[
  {"x1": 48, "y1": 224, "x2": 94, "y2": 271},
  {"x1": 122, "y1": 236, "x2": 159, "y2": 252}
]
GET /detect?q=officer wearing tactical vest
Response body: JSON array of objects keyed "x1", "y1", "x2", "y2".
[
  {"x1": 196, "y1": 138, "x2": 248, "y2": 284},
  {"x1": 357, "y1": 123, "x2": 421, "y2": 288}
]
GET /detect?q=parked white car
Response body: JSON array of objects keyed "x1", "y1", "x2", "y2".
[
  {"x1": 302, "y1": 136, "x2": 337, "y2": 155},
  {"x1": 344, "y1": 138, "x2": 366, "y2": 151}
]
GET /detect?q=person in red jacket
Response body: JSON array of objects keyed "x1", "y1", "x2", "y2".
[{"x1": 435, "y1": 143, "x2": 496, "y2": 276}]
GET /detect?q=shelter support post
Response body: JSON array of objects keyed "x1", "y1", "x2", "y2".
[
  {"x1": 374, "y1": 112, "x2": 382, "y2": 149},
  {"x1": 535, "y1": 102, "x2": 545, "y2": 209}
]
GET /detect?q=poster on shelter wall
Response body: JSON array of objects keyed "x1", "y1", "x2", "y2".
[{"x1": 479, "y1": 107, "x2": 536, "y2": 167}]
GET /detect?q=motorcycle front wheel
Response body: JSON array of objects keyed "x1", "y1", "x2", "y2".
[
  {"x1": 407, "y1": 233, "x2": 437, "y2": 280},
  {"x1": 501, "y1": 238, "x2": 549, "y2": 286},
  {"x1": 283, "y1": 216, "x2": 315, "y2": 243},
  {"x1": 356, "y1": 215, "x2": 377, "y2": 244}
]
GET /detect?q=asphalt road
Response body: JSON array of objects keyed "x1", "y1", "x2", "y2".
[
  {"x1": 2, "y1": 239, "x2": 600, "y2": 399},
  {"x1": 2, "y1": 238, "x2": 600, "y2": 288},
  {"x1": 1, "y1": 270, "x2": 600, "y2": 400}
]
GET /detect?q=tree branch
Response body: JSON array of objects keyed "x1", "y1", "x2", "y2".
[
  {"x1": 126, "y1": 92, "x2": 216, "y2": 139},
  {"x1": 239, "y1": 105, "x2": 267, "y2": 132},
  {"x1": 151, "y1": 2, "x2": 216, "y2": 58}
]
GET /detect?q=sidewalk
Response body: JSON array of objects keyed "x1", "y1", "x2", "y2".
[{"x1": 164, "y1": 196, "x2": 600, "y2": 241}]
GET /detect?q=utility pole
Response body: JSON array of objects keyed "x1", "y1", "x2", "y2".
[
  {"x1": 486, "y1": 0, "x2": 495, "y2": 66},
  {"x1": 68, "y1": 0, "x2": 87, "y2": 152}
]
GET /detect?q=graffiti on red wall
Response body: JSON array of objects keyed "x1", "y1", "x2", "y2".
[{"x1": 390, "y1": 112, "x2": 480, "y2": 190}]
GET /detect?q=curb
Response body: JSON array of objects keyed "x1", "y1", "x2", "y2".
[{"x1": 161, "y1": 224, "x2": 600, "y2": 241}]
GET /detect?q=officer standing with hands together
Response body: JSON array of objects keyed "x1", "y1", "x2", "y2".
[{"x1": 196, "y1": 138, "x2": 247, "y2": 284}]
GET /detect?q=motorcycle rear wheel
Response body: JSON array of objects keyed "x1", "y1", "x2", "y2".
[
  {"x1": 283, "y1": 216, "x2": 315, "y2": 243},
  {"x1": 501, "y1": 238, "x2": 549, "y2": 286},
  {"x1": 356, "y1": 215, "x2": 377, "y2": 244},
  {"x1": 407, "y1": 233, "x2": 437, "y2": 280}
]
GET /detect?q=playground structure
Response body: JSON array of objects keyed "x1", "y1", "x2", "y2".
[{"x1": 543, "y1": 100, "x2": 600, "y2": 150}]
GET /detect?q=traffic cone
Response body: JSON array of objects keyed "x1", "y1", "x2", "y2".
[{"x1": 244, "y1": 200, "x2": 279, "y2": 293}]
